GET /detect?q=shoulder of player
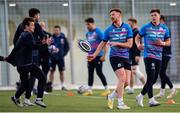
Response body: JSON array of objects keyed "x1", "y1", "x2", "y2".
[
  {"x1": 60, "y1": 33, "x2": 67, "y2": 39},
  {"x1": 35, "y1": 22, "x2": 43, "y2": 30},
  {"x1": 95, "y1": 27, "x2": 101, "y2": 31},
  {"x1": 122, "y1": 23, "x2": 133, "y2": 31},
  {"x1": 16, "y1": 23, "x2": 24, "y2": 32},
  {"x1": 141, "y1": 22, "x2": 151, "y2": 28},
  {"x1": 20, "y1": 32, "x2": 33, "y2": 41},
  {"x1": 160, "y1": 23, "x2": 169, "y2": 30},
  {"x1": 122, "y1": 23, "x2": 130, "y2": 27},
  {"x1": 35, "y1": 21, "x2": 40, "y2": 26},
  {"x1": 22, "y1": 31, "x2": 32, "y2": 36},
  {"x1": 138, "y1": 22, "x2": 151, "y2": 31},
  {"x1": 104, "y1": 25, "x2": 113, "y2": 33},
  {"x1": 94, "y1": 28, "x2": 103, "y2": 34}
]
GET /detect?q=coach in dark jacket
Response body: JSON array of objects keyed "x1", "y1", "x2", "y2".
[{"x1": 47, "y1": 25, "x2": 69, "y2": 91}]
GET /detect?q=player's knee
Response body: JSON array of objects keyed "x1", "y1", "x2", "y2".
[
  {"x1": 125, "y1": 79, "x2": 130, "y2": 86},
  {"x1": 96, "y1": 71, "x2": 103, "y2": 77},
  {"x1": 135, "y1": 68, "x2": 143, "y2": 78},
  {"x1": 118, "y1": 75, "x2": 126, "y2": 84},
  {"x1": 159, "y1": 71, "x2": 165, "y2": 77}
]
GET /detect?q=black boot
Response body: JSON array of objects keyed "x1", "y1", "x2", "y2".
[{"x1": 46, "y1": 82, "x2": 52, "y2": 92}]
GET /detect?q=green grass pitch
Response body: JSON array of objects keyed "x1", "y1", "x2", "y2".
[{"x1": 0, "y1": 89, "x2": 179, "y2": 112}]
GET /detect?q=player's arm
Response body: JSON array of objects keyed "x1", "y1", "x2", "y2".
[
  {"x1": 98, "y1": 29, "x2": 107, "y2": 61},
  {"x1": 155, "y1": 26, "x2": 171, "y2": 47},
  {"x1": 164, "y1": 38, "x2": 171, "y2": 46},
  {"x1": 88, "y1": 28, "x2": 109, "y2": 61},
  {"x1": 109, "y1": 38, "x2": 133, "y2": 48},
  {"x1": 155, "y1": 38, "x2": 170, "y2": 47},
  {"x1": 100, "y1": 43, "x2": 108, "y2": 62},
  {"x1": 6, "y1": 35, "x2": 24, "y2": 65},
  {"x1": 63, "y1": 37, "x2": 70, "y2": 56},
  {"x1": 94, "y1": 41, "x2": 107, "y2": 57},
  {"x1": 135, "y1": 25, "x2": 146, "y2": 50},
  {"x1": 9, "y1": 37, "x2": 23, "y2": 58},
  {"x1": 92, "y1": 28, "x2": 109, "y2": 58},
  {"x1": 135, "y1": 34, "x2": 142, "y2": 47},
  {"x1": 135, "y1": 34, "x2": 144, "y2": 50},
  {"x1": 35, "y1": 22, "x2": 46, "y2": 40},
  {"x1": 87, "y1": 41, "x2": 107, "y2": 62},
  {"x1": 13, "y1": 23, "x2": 24, "y2": 46}
]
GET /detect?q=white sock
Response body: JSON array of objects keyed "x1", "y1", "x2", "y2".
[
  {"x1": 160, "y1": 88, "x2": 165, "y2": 95},
  {"x1": 170, "y1": 87, "x2": 175, "y2": 92},
  {"x1": 14, "y1": 96, "x2": 18, "y2": 100},
  {"x1": 104, "y1": 86, "x2": 108, "y2": 90},
  {"x1": 88, "y1": 86, "x2": 92, "y2": 91},
  {"x1": 109, "y1": 90, "x2": 117, "y2": 99},
  {"x1": 118, "y1": 97, "x2": 124, "y2": 105},
  {"x1": 24, "y1": 98, "x2": 29, "y2": 102},
  {"x1": 149, "y1": 97, "x2": 155, "y2": 102},
  {"x1": 36, "y1": 98, "x2": 42, "y2": 101},
  {"x1": 129, "y1": 87, "x2": 134, "y2": 91},
  {"x1": 138, "y1": 93, "x2": 144, "y2": 98},
  {"x1": 61, "y1": 82, "x2": 65, "y2": 87}
]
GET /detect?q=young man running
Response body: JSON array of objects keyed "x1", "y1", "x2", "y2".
[
  {"x1": 127, "y1": 18, "x2": 145, "y2": 94},
  {"x1": 83, "y1": 17, "x2": 110, "y2": 96},
  {"x1": 88, "y1": 8, "x2": 133, "y2": 109},
  {"x1": 135, "y1": 9, "x2": 171, "y2": 107},
  {"x1": 154, "y1": 15, "x2": 177, "y2": 99},
  {"x1": 6, "y1": 17, "x2": 51, "y2": 108}
]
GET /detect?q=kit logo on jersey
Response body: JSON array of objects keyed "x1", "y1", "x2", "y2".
[{"x1": 122, "y1": 28, "x2": 126, "y2": 31}]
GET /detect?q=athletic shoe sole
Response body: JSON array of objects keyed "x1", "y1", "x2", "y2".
[
  {"x1": 149, "y1": 103, "x2": 160, "y2": 107},
  {"x1": 35, "y1": 101, "x2": 47, "y2": 108}
]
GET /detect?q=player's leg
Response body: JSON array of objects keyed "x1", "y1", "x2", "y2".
[
  {"x1": 135, "y1": 65, "x2": 145, "y2": 84},
  {"x1": 58, "y1": 58, "x2": 67, "y2": 90},
  {"x1": 95, "y1": 57, "x2": 110, "y2": 96},
  {"x1": 41, "y1": 58, "x2": 50, "y2": 77},
  {"x1": 24, "y1": 76, "x2": 36, "y2": 106},
  {"x1": 12, "y1": 67, "x2": 30, "y2": 107},
  {"x1": 108, "y1": 57, "x2": 130, "y2": 109},
  {"x1": 49, "y1": 60, "x2": 56, "y2": 83},
  {"x1": 124, "y1": 61, "x2": 131, "y2": 88},
  {"x1": 47, "y1": 59, "x2": 56, "y2": 92},
  {"x1": 40, "y1": 58, "x2": 50, "y2": 94},
  {"x1": 158, "y1": 56, "x2": 177, "y2": 99},
  {"x1": 136, "y1": 58, "x2": 158, "y2": 107},
  {"x1": 82, "y1": 59, "x2": 95, "y2": 96},
  {"x1": 146, "y1": 59, "x2": 161, "y2": 107},
  {"x1": 115, "y1": 68, "x2": 130, "y2": 109},
  {"x1": 31, "y1": 63, "x2": 47, "y2": 108},
  {"x1": 155, "y1": 56, "x2": 167, "y2": 98},
  {"x1": 127, "y1": 66, "x2": 135, "y2": 94}
]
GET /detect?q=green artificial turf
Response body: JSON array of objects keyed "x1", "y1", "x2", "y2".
[{"x1": 0, "y1": 89, "x2": 179, "y2": 112}]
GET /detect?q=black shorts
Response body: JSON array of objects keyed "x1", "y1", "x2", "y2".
[
  {"x1": 50, "y1": 58, "x2": 65, "y2": 71},
  {"x1": 130, "y1": 57, "x2": 139, "y2": 66},
  {"x1": 110, "y1": 57, "x2": 131, "y2": 72}
]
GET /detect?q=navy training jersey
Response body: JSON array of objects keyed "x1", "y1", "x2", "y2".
[
  {"x1": 162, "y1": 23, "x2": 171, "y2": 57},
  {"x1": 86, "y1": 28, "x2": 104, "y2": 56},
  {"x1": 129, "y1": 27, "x2": 141, "y2": 60},
  {"x1": 103, "y1": 23, "x2": 133, "y2": 59},
  {"x1": 139, "y1": 22, "x2": 170, "y2": 60}
]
